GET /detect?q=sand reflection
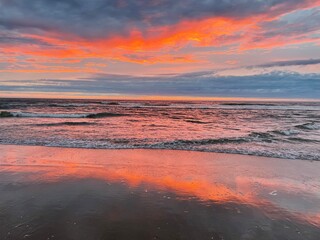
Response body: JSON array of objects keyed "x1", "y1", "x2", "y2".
[{"x1": 1, "y1": 145, "x2": 320, "y2": 228}]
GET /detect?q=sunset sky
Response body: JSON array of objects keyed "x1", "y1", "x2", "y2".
[{"x1": 0, "y1": 0, "x2": 320, "y2": 99}]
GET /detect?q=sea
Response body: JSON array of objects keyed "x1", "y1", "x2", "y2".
[{"x1": 0, "y1": 98, "x2": 319, "y2": 160}]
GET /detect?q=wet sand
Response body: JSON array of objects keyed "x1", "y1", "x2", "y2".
[{"x1": 0, "y1": 145, "x2": 319, "y2": 240}]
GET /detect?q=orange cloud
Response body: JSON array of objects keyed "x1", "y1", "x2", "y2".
[
  {"x1": 0, "y1": 16, "x2": 252, "y2": 67},
  {"x1": 0, "y1": 1, "x2": 319, "y2": 72}
]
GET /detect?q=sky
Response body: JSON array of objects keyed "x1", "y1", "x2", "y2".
[{"x1": 0, "y1": 0, "x2": 320, "y2": 99}]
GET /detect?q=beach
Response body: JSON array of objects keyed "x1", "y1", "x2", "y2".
[
  {"x1": 0, "y1": 145, "x2": 319, "y2": 240},
  {"x1": 1, "y1": 0, "x2": 320, "y2": 239}
]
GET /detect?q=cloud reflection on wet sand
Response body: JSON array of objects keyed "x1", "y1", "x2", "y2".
[{"x1": 0, "y1": 145, "x2": 319, "y2": 239}]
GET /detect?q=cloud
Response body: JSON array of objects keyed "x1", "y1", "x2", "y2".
[
  {"x1": 0, "y1": 0, "x2": 319, "y2": 70},
  {"x1": 1, "y1": 71, "x2": 319, "y2": 99},
  {"x1": 248, "y1": 58, "x2": 320, "y2": 68},
  {"x1": 240, "y1": 7, "x2": 320, "y2": 50},
  {"x1": 0, "y1": 0, "x2": 317, "y2": 39},
  {"x1": 0, "y1": 31, "x2": 53, "y2": 47}
]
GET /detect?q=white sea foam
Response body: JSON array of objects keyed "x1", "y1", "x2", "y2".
[{"x1": 273, "y1": 129, "x2": 299, "y2": 136}]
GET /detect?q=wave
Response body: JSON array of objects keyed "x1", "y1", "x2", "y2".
[
  {"x1": 248, "y1": 132, "x2": 274, "y2": 139},
  {"x1": 150, "y1": 129, "x2": 318, "y2": 148},
  {"x1": 86, "y1": 112, "x2": 127, "y2": 118},
  {"x1": 0, "y1": 104, "x2": 10, "y2": 110},
  {"x1": 0, "y1": 111, "x2": 126, "y2": 119},
  {"x1": 103, "y1": 102, "x2": 120, "y2": 106},
  {"x1": 0, "y1": 111, "x2": 13, "y2": 117},
  {"x1": 295, "y1": 122, "x2": 320, "y2": 130},
  {"x1": 220, "y1": 103, "x2": 276, "y2": 106},
  {"x1": 47, "y1": 103, "x2": 91, "y2": 107},
  {"x1": 287, "y1": 137, "x2": 320, "y2": 143},
  {"x1": 34, "y1": 122, "x2": 96, "y2": 127},
  {"x1": 143, "y1": 102, "x2": 171, "y2": 107},
  {"x1": 185, "y1": 119, "x2": 209, "y2": 124},
  {"x1": 150, "y1": 131, "x2": 278, "y2": 148},
  {"x1": 271, "y1": 129, "x2": 299, "y2": 136},
  {"x1": 1, "y1": 138, "x2": 319, "y2": 161},
  {"x1": 0, "y1": 126, "x2": 319, "y2": 160},
  {"x1": 47, "y1": 101, "x2": 119, "y2": 107},
  {"x1": 151, "y1": 137, "x2": 249, "y2": 147}
]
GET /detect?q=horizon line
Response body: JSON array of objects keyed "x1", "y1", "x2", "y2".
[{"x1": 1, "y1": 92, "x2": 319, "y2": 102}]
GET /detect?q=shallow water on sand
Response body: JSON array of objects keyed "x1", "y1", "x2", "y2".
[{"x1": 0, "y1": 145, "x2": 319, "y2": 240}]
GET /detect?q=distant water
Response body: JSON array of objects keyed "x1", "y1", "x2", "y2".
[{"x1": 0, "y1": 98, "x2": 319, "y2": 160}]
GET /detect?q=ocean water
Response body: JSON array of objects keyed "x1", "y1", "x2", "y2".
[{"x1": 0, "y1": 98, "x2": 319, "y2": 160}]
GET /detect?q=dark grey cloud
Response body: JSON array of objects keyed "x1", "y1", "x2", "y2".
[
  {"x1": 0, "y1": 31, "x2": 53, "y2": 46},
  {"x1": 249, "y1": 59, "x2": 320, "y2": 68},
  {"x1": 1, "y1": 71, "x2": 319, "y2": 99},
  {"x1": 247, "y1": 7, "x2": 320, "y2": 45},
  {"x1": 0, "y1": 0, "x2": 312, "y2": 39}
]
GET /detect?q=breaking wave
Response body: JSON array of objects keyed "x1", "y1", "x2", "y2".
[
  {"x1": 34, "y1": 122, "x2": 96, "y2": 127},
  {"x1": 295, "y1": 122, "x2": 320, "y2": 130},
  {"x1": 0, "y1": 111, "x2": 126, "y2": 119}
]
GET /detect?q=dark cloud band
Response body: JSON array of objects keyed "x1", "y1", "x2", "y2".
[
  {"x1": 249, "y1": 59, "x2": 320, "y2": 68},
  {"x1": 0, "y1": 0, "x2": 313, "y2": 39},
  {"x1": 1, "y1": 71, "x2": 319, "y2": 99}
]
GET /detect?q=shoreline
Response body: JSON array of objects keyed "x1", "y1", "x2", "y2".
[
  {"x1": 1, "y1": 145, "x2": 320, "y2": 239},
  {"x1": 0, "y1": 143, "x2": 316, "y2": 162}
]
